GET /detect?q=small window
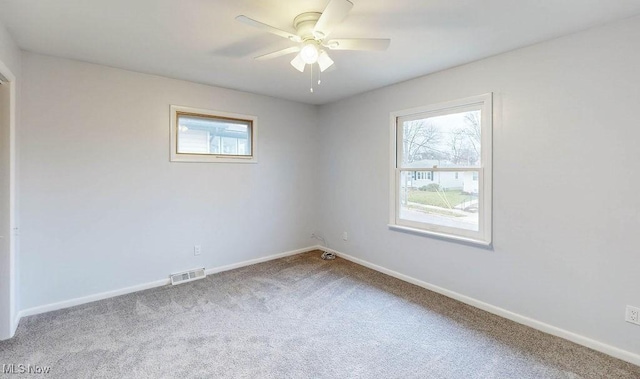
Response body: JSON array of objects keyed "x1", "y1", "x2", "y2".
[
  {"x1": 389, "y1": 93, "x2": 492, "y2": 245},
  {"x1": 170, "y1": 105, "x2": 257, "y2": 163}
]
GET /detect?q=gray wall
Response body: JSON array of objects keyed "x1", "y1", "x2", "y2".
[
  {"x1": 12, "y1": 13, "x2": 640, "y2": 359},
  {"x1": 317, "y1": 16, "x2": 640, "y2": 355},
  {"x1": 19, "y1": 52, "x2": 319, "y2": 309},
  {"x1": 0, "y1": 23, "x2": 19, "y2": 74}
]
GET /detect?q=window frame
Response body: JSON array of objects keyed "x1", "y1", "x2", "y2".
[
  {"x1": 170, "y1": 105, "x2": 258, "y2": 163},
  {"x1": 388, "y1": 93, "x2": 493, "y2": 246}
]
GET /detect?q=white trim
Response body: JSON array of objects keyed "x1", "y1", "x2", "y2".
[
  {"x1": 320, "y1": 246, "x2": 640, "y2": 367},
  {"x1": 17, "y1": 246, "x2": 315, "y2": 319},
  {"x1": 387, "y1": 224, "x2": 491, "y2": 247},
  {"x1": 170, "y1": 105, "x2": 258, "y2": 163},
  {"x1": 0, "y1": 58, "x2": 17, "y2": 340},
  {"x1": 388, "y1": 112, "x2": 397, "y2": 233},
  {"x1": 204, "y1": 247, "x2": 310, "y2": 276},
  {"x1": 18, "y1": 278, "x2": 170, "y2": 319},
  {"x1": 8, "y1": 78, "x2": 17, "y2": 338},
  {"x1": 11, "y1": 312, "x2": 19, "y2": 334}
]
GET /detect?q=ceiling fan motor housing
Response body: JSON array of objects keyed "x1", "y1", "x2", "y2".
[{"x1": 294, "y1": 12, "x2": 322, "y2": 41}]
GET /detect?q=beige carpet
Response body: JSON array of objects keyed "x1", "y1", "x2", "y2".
[{"x1": 1, "y1": 251, "x2": 639, "y2": 378}]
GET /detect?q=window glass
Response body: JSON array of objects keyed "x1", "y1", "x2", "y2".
[
  {"x1": 177, "y1": 114, "x2": 251, "y2": 157},
  {"x1": 390, "y1": 94, "x2": 492, "y2": 245},
  {"x1": 400, "y1": 110, "x2": 481, "y2": 168},
  {"x1": 399, "y1": 170, "x2": 480, "y2": 232}
]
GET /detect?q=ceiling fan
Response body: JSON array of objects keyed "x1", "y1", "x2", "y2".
[{"x1": 236, "y1": 0, "x2": 390, "y2": 74}]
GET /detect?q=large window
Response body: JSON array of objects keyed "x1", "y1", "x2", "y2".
[
  {"x1": 389, "y1": 94, "x2": 492, "y2": 245},
  {"x1": 170, "y1": 105, "x2": 257, "y2": 163}
]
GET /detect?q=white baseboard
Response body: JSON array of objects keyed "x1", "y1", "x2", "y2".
[
  {"x1": 17, "y1": 246, "x2": 317, "y2": 321},
  {"x1": 11, "y1": 310, "x2": 19, "y2": 337},
  {"x1": 15, "y1": 244, "x2": 639, "y2": 367},
  {"x1": 204, "y1": 246, "x2": 311, "y2": 276},
  {"x1": 18, "y1": 278, "x2": 170, "y2": 319},
  {"x1": 320, "y1": 246, "x2": 640, "y2": 367}
]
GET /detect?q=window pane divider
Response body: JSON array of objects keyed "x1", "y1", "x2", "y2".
[{"x1": 396, "y1": 167, "x2": 481, "y2": 172}]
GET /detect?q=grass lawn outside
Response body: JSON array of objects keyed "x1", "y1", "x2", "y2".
[{"x1": 408, "y1": 189, "x2": 476, "y2": 209}]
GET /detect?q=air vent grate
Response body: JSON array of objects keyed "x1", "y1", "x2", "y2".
[{"x1": 170, "y1": 268, "x2": 206, "y2": 285}]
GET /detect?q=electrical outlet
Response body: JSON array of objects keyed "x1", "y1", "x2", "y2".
[
  {"x1": 342, "y1": 232, "x2": 348, "y2": 241},
  {"x1": 194, "y1": 245, "x2": 201, "y2": 256},
  {"x1": 625, "y1": 305, "x2": 640, "y2": 325}
]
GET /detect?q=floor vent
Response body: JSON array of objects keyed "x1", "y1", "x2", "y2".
[{"x1": 170, "y1": 268, "x2": 206, "y2": 285}]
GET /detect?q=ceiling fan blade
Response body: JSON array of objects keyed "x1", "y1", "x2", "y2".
[
  {"x1": 313, "y1": 0, "x2": 354, "y2": 39},
  {"x1": 290, "y1": 54, "x2": 306, "y2": 72},
  {"x1": 255, "y1": 46, "x2": 301, "y2": 61},
  {"x1": 326, "y1": 38, "x2": 390, "y2": 51},
  {"x1": 236, "y1": 15, "x2": 302, "y2": 43}
]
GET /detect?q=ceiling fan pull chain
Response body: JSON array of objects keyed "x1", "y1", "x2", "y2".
[{"x1": 310, "y1": 64, "x2": 314, "y2": 93}]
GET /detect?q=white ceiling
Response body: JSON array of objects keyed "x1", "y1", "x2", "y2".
[{"x1": 1, "y1": 0, "x2": 639, "y2": 105}]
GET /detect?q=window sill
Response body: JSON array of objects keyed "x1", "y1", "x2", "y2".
[
  {"x1": 387, "y1": 224, "x2": 492, "y2": 248},
  {"x1": 170, "y1": 155, "x2": 257, "y2": 163}
]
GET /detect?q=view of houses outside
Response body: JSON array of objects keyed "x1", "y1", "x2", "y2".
[
  {"x1": 177, "y1": 114, "x2": 251, "y2": 156},
  {"x1": 399, "y1": 110, "x2": 481, "y2": 231}
]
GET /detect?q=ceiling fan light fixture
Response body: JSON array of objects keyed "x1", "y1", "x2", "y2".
[
  {"x1": 317, "y1": 51, "x2": 334, "y2": 72},
  {"x1": 300, "y1": 43, "x2": 319, "y2": 64},
  {"x1": 290, "y1": 53, "x2": 306, "y2": 72}
]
